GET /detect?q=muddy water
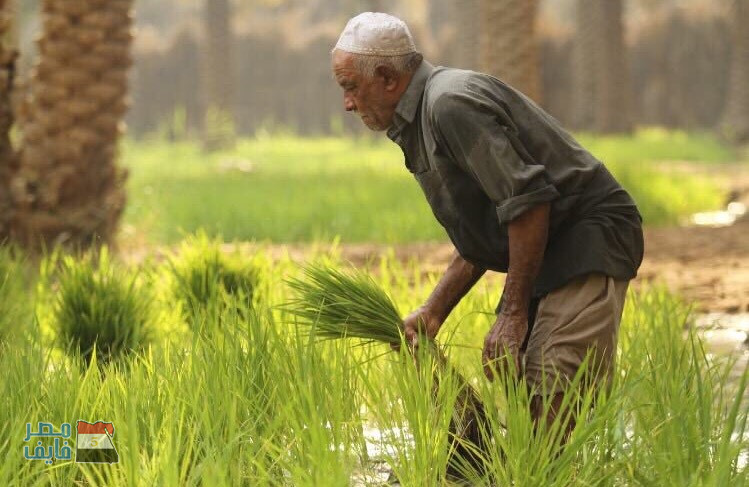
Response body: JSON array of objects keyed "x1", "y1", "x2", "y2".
[
  {"x1": 694, "y1": 313, "x2": 749, "y2": 404},
  {"x1": 694, "y1": 313, "x2": 749, "y2": 363}
]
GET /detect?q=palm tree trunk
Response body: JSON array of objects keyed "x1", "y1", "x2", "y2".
[
  {"x1": 406, "y1": 0, "x2": 437, "y2": 58},
  {"x1": 721, "y1": 0, "x2": 749, "y2": 142},
  {"x1": 0, "y1": 0, "x2": 18, "y2": 241},
  {"x1": 202, "y1": 0, "x2": 235, "y2": 150},
  {"x1": 14, "y1": 0, "x2": 132, "y2": 249},
  {"x1": 479, "y1": 0, "x2": 542, "y2": 103},
  {"x1": 452, "y1": 0, "x2": 480, "y2": 70},
  {"x1": 572, "y1": 0, "x2": 597, "y2": 130},
  {"x1": 573, "y1": 0, "x2": 632, "y2": 133},
  {"x1": 365, "y1": 0, "x2": 387, "y2": 12}
]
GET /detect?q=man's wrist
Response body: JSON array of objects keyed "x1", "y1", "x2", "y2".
[
  {"x1": 495, "y1": 309, "x2": 529, "y2": 333},
  {"x1": 498, "y1": 308, "x2": 528, "y2": 319},
  {"x1": 423, "y1": 300, "x2": 449, "y2": 325}
]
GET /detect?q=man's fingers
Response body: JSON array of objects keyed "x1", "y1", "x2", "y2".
[
  {"x1": 405, "y1": 328, "x2": 418, "y2": 348},
  {"x1": 483, "y1": 343, "x2": 522, "y2": 381}
]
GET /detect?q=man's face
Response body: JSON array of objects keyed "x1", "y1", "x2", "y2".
[{"x1": 332, "y1": 50, "x2": 398, "y2": 132}]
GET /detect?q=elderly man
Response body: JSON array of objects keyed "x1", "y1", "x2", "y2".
[{"x1": 332, "y1": 13, "x2": 643, "y2": 432}]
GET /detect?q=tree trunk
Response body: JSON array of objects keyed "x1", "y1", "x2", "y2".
[
  {"x1": 572, "y1": 0, "x2": 596, "y2": 130},
  {"x1": 451, "y1": 0, "x2": 480, "y2": 70},
  {"x1": 479, "y1": 0, "x2": 542, "y2": 103},
  {"x1": 0, "y1": 0, "x2": 17, "y2": 242},
  {"x1": 721, "y1": 0, "x2": 749, "y2": 142},
  {"x1": 405, "y1": 0, "x2": 437, "y2": 58},
  {"x1": 573, "y1": 0, "x2": 633, "y2": 133},
  {"x1": 365, "y1": 0, "x2": 387, "y2": 12},
  {"x1": 202, "y1": 0, "x2": 235, "y2": 150},
  {"x1": 14, "y1": 0, "x2": 132, "y2": 249}
]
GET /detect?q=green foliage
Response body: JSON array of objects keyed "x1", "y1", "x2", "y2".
[
  {"x1": 284, "y1": 263, "x2": 403, "y2": 344},
  {"x1": 168, "y1": 233, "x2": 260, "y2": 326},
  {"x1": 2, "y1": 247, "x2": 747, "y2": 485},
  {"x1": 284, "y1": 263, "x2": 490, "y2": 472},
  {"x1": 123, "y1": 131, "x2": 735, "y2": 244},
  {"x1": 578, "y1": 127, "x2": 736, "y2": 165},
  {"x1": 0, "y1": 245, "x2": 31, "y2": 342},
  {"x1": 53, "y1": 248, "x2": 152, "y2": 365},
  {"x1": 607, "y1": 159, "x2": 723, "y2": 225}
]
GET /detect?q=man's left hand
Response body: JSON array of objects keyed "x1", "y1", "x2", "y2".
[{"x1": 482, "y1": 313, "x2": 528, "y2": 381}]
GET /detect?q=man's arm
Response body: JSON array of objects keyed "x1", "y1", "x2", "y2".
[
  {"x1": 482, "y1": 202, "x2": 550, "y2": 380},
  {"x1": 400, "y1": 249, "x2": 486, "y2": 349}
]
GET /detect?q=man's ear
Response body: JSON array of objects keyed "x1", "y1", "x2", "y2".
[{"x1": 375, "y1": 65, "x2": 400, "y2": 92}]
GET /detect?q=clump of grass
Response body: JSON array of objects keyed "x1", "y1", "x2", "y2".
[
  {"x1": 284, "y1": 263, "x2": 492, "y2": 478},
  {"x1": 168, "y1": 233, "x2": 260, "y2": 326},
  {"x1": 54, "y1": 248, "x2": 152, "y2": 365}
]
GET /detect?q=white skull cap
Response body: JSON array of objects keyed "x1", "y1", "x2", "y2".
[{"x1": 335, "y1": 12, "x2": 416, "y2": 56}]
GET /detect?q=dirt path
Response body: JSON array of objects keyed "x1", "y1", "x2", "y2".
[{"x1": 638, "y1": 218, "x2": 749, "y2": 313}]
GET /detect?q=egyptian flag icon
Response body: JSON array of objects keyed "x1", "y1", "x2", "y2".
[{"x1": 75, "y1": 420, "x2": 119, "y2": 463}]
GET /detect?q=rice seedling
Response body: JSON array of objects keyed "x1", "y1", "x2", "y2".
[
  {"x1": 53, "y1": 248, "x2": 153, "y2": 365},
  {"x1": 168, "y1": 232, "x2": 260, "y2": 328},
  {"x1": 3, "y1": 246, "x2": 747, "y2": 486},
  {"x1": 283, "y1": 263, "x2": 492, "y2": 480},
  {"x1": 122, "y1": 132, "x2": 731, "y2": 245},
  {"x1": 0, "y1": 245, "x2": 31, "y2": 343}
]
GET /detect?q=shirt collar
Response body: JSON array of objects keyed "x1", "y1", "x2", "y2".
[{"x1": 387, "y1": 60, "x2": 435, "y2": 141}]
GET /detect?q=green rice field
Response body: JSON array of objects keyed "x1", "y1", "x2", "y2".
[
  {"x1": 121, "y1": 129, "x2": 731, "y2": 245},
  {"x1": 3, "y1": 130, "x2": 746, "y2": 485},
  {"x1": 1, "y1": 239, "x2": 747, "y2": 486}
]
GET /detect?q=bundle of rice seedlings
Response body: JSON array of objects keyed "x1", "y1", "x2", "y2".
[
  {"x1": 169, "y1": 233, "x2": 260, "y2": 325},
  {"x1": 284, "y1": 263, "x2": 492, "y2": 478},
  {"x1": 54, "y1": 248, "x2": 152, "y2": 366}
]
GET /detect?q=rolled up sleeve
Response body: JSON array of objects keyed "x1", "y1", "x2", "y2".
[{"x1": 431, "y1": 90, "x2": 559, "y2": 225}]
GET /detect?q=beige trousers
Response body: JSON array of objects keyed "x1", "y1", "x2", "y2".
[{"x1": 523, "y1": 273, "x2": 630, "y2": 396}]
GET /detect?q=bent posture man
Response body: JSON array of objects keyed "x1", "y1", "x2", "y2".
[{"x1": 332, "y1": 13, "x2": 643, "y2": 431}]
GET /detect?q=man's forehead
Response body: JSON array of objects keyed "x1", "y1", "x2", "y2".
[
  {"x1": 332, "y1": 51, "x2": 359, "y2": 79},
  {"x1": 333, "y1": 50, "x2": 356, "y2": 68}
]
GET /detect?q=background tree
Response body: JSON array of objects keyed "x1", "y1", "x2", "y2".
[
  {"x1": 13, "y1": 0, "x2": 132, "y2": 249},
  {"x1": 479, "y1": 0, "x2": 542, "y2": 103},
  {"x1": 202, "y1": 0, "x2": 236, "y2": 150},
  {"x1": 449, "y1": 0, "x2": 480, "y2": 70},
  {"x1": 0, "y1": 0, "x2": 17, "y2": 241},
  {"x1": 365, "y1": 0, "x2": 387, "y2": 11},
  {"x1": 721, "y1": 0, "x2": 749, "y2": 142},
  {"x1": 572, "y1": 0, "x2": 632, "y2": 133}
]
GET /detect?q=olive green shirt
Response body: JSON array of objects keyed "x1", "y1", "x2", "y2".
[{"x1": 386, "y1": 61, "x2": 644, "y2": 298}]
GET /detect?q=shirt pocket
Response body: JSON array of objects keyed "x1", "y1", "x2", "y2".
[{"x1": 403, "y1": 150, "x2": 431, "y2": 175}]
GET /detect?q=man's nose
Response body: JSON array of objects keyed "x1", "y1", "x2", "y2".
[{"x1": 344, "y1": 95, "x2": 355, "y2": 112}]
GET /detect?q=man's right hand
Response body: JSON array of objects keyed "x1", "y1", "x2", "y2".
[{"x1": 392, "y1": 306, "x2": 445, "y2": 352}]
